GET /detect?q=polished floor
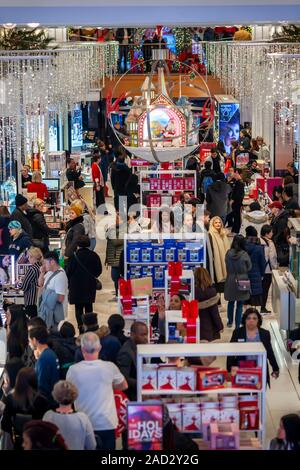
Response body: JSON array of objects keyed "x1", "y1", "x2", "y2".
[{"x1": 66, "y1": 196, "x2": 300, "y2": 449}]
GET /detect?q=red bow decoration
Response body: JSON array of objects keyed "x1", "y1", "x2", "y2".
[
  {"x1": 106, "y1": 90, "x2": 129, "y2": 118},
  {"x1": 182, "y1": 300, "x2": 198, "y2": 343},
  {"x1": 118, "y1": 279, "x2": 133, "y2": 315},
  {"x1": 168, "y1": 262, "x2": 182, "y2": 278}
]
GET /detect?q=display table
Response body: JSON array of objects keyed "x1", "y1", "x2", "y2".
[
  {"x1": 195, "y1": 437, "x2": 262, "y2": 450},
  {"x1": 78, "y1": 183, "x2": 94, "y2": 207}
]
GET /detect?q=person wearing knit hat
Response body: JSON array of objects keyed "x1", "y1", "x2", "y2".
[
  {"x1": 8, "y1": 219, "x2": 32, "y2": 259},
  {"x1": 10, "y1": 194, "x2": 33, "y2": 237},
  {"x1": 64, "y1": 204, "x2": 86, "y2": 261}
]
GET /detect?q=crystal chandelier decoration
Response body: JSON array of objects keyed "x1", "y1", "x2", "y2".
[
  {"x1": 205, "y1": 41, "x2": 300, "y2": 151},
  {"x1": 0, "y1": 41, "x2": 119, "y2": 183}
]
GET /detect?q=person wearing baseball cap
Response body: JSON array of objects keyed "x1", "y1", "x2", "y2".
[
  {"x1": 8, "y1": 220, "x2": 32, "y2": 259},
  {"x1": 10, "y1": 194, "x2": 33, "y2": 238},
  {"x1": 268, "y1": 200, "x2": 289, "y2": 249}
]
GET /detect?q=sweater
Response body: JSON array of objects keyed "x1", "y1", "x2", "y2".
[
  {"x1": 35, "y1": 348, "x2": 60, "y2": 400},
  {"x1": 27, "y1": 182, "x2": 49, "y2": 201}
]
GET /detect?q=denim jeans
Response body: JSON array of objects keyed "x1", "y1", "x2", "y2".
[
  {"x1": 94, "y1": 429, "x2": 116, "y2": 450},
  {"x1": 111, "y1": 266, "x2": 121, "y2": 296},
  {"x1": 227, "y1": 301, "x2": 244, "y2": 328},
  {"x1": 89, "y1": 238, "x2": 96, "y2": 251}
]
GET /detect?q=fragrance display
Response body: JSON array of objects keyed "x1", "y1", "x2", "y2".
[
  {"x1": 165, "y1": 304, "x2": 200, "y2": 344},
  {"x1": 164, "y1": 267, "x2": 195, "y2": 305},
  {"x1": 140, "y1": 169, "x2": 197, "y2": 217},
  {"x1": 137, "y1": 343, "x2": 267, "y2": 448},
  {"x1": 118, "y1": 294, "x2": 151, "y2": 341},
  {"x1": 124, "y1": 234, "x2": 205, "y2": 289}
]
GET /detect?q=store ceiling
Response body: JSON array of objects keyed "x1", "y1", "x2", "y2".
[{"x1": 0, "y1": 0, "x2": 299, "y2": 26}]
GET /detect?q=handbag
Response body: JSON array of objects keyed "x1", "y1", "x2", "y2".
[
  {"x1": 74, "y1": 253, "x2": 102, "y2": 290},
  {"x1": 234, "y1": 267, "x2": 251, "y2": 292}
]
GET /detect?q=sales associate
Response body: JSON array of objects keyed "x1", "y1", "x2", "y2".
[
  {"x1": 27, "y1": 171, "x2": 49, "y2": 201},
  {"x1": 66, "y1": 158, "x2": 85, "y2": 190}
]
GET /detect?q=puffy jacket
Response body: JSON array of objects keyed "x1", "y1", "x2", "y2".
[
  {"x1": 206, "y1": 181, "x2": 231, "y2": 220},
  {"x1": 224, "y1": 249, "x2": 252, "y2": 302},
  {"x1": 64, "y1": 216, "x2": 85, "y2": 258},
  {"x1": 9, "y1": 231, "x2": 32, "y2": 259},
  {"x1": 50, "y1": 334, "x2": 77, "y2": 379},
  {"x1": 27, "y1": 208, "x2": 57, "y2": 249},
  {"x1": 195, "y1": 286, "x2": 223, "y2": 342},
  {"x1": 105, "y1": 224, "x2": 126, "y2": 267},
  {"x1": 240, "y1": 210, "x2": 268, "y2": 237},
  {"x1": 245, "y1": 239, "x2": 266, "y2": 296}
]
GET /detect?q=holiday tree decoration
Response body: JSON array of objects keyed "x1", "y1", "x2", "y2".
[
  {"x1": 272, "y1": 24, "x2": 300, "y2": 42},
  {"x1": 0, "y1": 27, "x2": 53, "y2": 50},
  {"x1": 173, "y1": 28, "x2": 193, "y2": 54}
]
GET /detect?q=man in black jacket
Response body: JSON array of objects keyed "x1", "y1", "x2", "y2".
[
  {"x1": 230, "y1": 170, "x2": 245, "y2": 234},
  {"x1": 66, "y1": 158, "x2": 85, "y2": 190},
  {"x1": 116, "y1": 321, "x2": 148, "y2": 401},
  {"x1": 110, "y1": 154, "x2": 131, "y2": 213},
  {"x1": 10, "y1": 194, "x2": 33, "y2": 238},
  {"x1": 27, "y1": 199, "x2": 59, "y2": 253},
  {"x1": 282, "y1": 185, "x2": 300, "y2": 211},
  {"x1": 115, "y1": 28, "x2": 133, "y2": 72}
]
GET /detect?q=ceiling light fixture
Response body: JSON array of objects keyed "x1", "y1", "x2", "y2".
[
  {"x1": 27, "y1": 23, "x2": 40, "y2": 28},
  {"x1": 3, "y1": 23, "x2": 16, "y2": 29}
]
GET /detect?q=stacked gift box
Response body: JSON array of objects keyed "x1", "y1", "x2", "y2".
[
  {"x1": 144, "y1": 177, "x2": 195, "y2": 192},
  {"x1": 141, "y1": 365, "x2": 262, "y2": 393}
]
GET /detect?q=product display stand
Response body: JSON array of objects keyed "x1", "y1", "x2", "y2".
[
  {"x1": 137, "y1": 342, "x2": 267, "y2": 448},
  {"x1": 164, "y1": 269, "x2": 195, "y2": 304},
  {"x1": 118, "y1": 295, "x2": 150, "y2": 341},
  {"x1": 165, "y1": 310, "x2": 200, "y2": 343},
  {"x1": 140, "y1": 169, "x2": 197, "y2": 218}
]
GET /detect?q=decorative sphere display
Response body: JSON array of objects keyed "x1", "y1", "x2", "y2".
[{"x1": 108, "y1": 52, "x2": 212, "y2": 163}]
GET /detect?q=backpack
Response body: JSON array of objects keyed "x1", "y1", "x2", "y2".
[{"x1": 202, "y1": 176, "x2": 214, "y2": 194}]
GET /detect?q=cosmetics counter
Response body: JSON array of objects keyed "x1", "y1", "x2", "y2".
[{"x1": 137, "y1": 343, "x2": 267, "y2": 450}]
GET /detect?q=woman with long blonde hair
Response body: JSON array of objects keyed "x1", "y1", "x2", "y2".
[{"x1": 208, "y1": 216, "x2": 231, "y2": 293}]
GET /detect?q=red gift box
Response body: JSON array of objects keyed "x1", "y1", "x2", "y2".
[
  {"x1": 231, "y1": 368, "x2": 262, "y2": 390},
  {"x1": 239, "y1": 400, "x2": 259, "y2": 430},
  {"x1": 181, "y1": 300, "x2": 198, "y2": 343},
  {"x1": 119, "y1": 279, "x2": 133, "y2": 315},
  {"x1": 197, "y1": 367, "x2": 227, "y2": 390}
]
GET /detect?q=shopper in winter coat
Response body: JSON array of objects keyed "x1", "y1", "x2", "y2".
[
  {"x1": 50, "y1": 321, "x2": 77, "y2": 379},
  {"x1": 8, "y1": 221, "x2": 32, "y2": 260},
  {"x1": 105, "y1": 213, "x2": 127, "y2": 297},
  {"x1": 269, "y1": 201, "x2": 290, "y2": 247},
  {"x1": 240, "y1": 202, "x2": 268, "y2": 237},
  {"x1": 206, "y1": 173, "x2": 231, "y2": 222},
  {"x1": 205, "y1": 148, "x2": 224, "y2": 174},
  {"x1": 260, "y1": 225, "x2": 278, "y2": 314},
  {"x1": 110, "y1": 154, "x2": 131, "y2": 211},
  {"x1": 64, "y1": 204, "x2": 86, "y2": 260},
  {"x1": 194, "y1": 267, "x2": 223, "y2": 341},
  {"x1": 244, "y1": 226, "x2": 266, "y2": 307},
  {"x1": 27, "y1": 198, "x2": 58, "y2": 253},
  {"x1": 269, "y1": 414, "x2": 300, "y2": 450},
  {"x1": 224, "y1": 235, "x2": 252, "y2": 328},
  {"x1": 227, "y1": 308, "x2": 279, "y2": 387},
  {"x1": 10, "y1": 194, "x2": 33, "y2": 238},
  {"x1": 0, "y1": 205, "x2": 11, "y2": 254},
  {"x1": 208, "y1": 216, "x2": 231, "y2": 292},
  {"x1": 199, "y1": 161, "x2": 216, "y2": 197},
  {"x1": 65, "y1": 236, "x2": 102, "y2": 333},
  {"x1": 1, "y1": 367, "x2": 50, "y2": 449},
  {"x1": 230, "y1": 170, "x2": 245, "y2": 234}
]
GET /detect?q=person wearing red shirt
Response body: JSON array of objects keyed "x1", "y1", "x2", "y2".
[
  {"x1": 27, "y1": 171, "x2": 49, "y2": 201},
  {"x1": 91, "y1": 154, "x2": 105, "y2": 208}
]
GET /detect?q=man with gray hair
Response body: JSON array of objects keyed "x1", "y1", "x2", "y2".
[{"x1": 66, "y1": 332, "x2": 128, "y2": 450}]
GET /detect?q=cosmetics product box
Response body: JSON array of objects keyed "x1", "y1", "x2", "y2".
[
  {"x1": 182, "y1": 404, "x2": 201, "y2": 433},
  {"x1": 153, "y1": 247, "x2": 164, "y2": 263},
  {"x1": 165, "y1": 247, "x2": 177, "y2": 262},
  {"x1": 231, "y1": 367, "x2": 262, "y2": 390},
  {"x1": 177, "y1": 368, "x2": 196, "y2": 392},
  {"x1": 219, "y1": 409, "x2": 240, "y2": 426},
  {"x1": 158, "y1": 367, "x2": 177, "y2": 390},
  {"x1": 142, "y1": 365, "x2": 158, "y2": 391},
  {"x1": 197, "y1": 368, "x2": 227, "y2": 391},
  {"x1": 167, "y1": 404, "x2": 183, "y2": 431},
  {"x1": 210, "y1": 422, "x2": 240, "y2": 450}
]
